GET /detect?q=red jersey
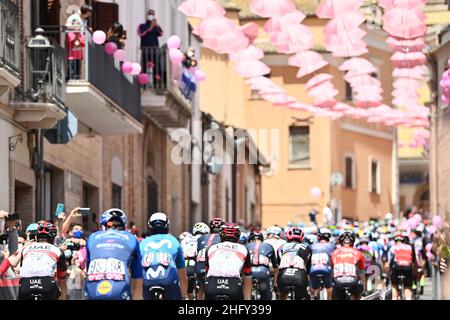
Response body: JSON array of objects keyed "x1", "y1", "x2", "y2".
[{"x1": 331, "y1": 246, "x2": 365, "y2": 278}]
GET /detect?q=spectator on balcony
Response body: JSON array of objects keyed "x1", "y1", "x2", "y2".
[
  {"x1": 107, "y1": 22, "x2": 127, "y2": 49},
  {"x1": 138, "y1": 9, "x2": 164, "y2": 89},
  {"x1": 80, "y1": 4, "x2": 93, "y2": 33}
]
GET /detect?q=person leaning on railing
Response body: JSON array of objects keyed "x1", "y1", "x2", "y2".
[
  {"x1": 138, "y1": 9, "x2": 163, "y2": 77},
  {"x1": 65, "y1": 12, "x2": 86, "y2": 80},
  {"x1": 107, "y1": 22, "x2": 126, "y2": 49}
]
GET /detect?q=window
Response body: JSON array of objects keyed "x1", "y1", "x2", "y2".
[
  {"x1": 112, "y1": 183, "x2": 122, "y2": 209},
  {"x1": 345, "y1": 81, "x2": 353, "y2": 101},
  {"x1": 289, "y1": 126, "x2": 310, "y2": 167},
  {"x1": 345, "y1": 155, "x2": 355, "y2": 189},
  {"x1": 369, "y1": 158, "x2": 381, "y2": 194}
]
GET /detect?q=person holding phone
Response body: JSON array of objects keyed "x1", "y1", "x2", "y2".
[{"x1": 138, "y1": 9, "x2": 164, "y2": 77}]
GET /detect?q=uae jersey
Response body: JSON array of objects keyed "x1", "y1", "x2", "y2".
[
  {"x1": 20, "y1": 242, "x2": 67, "y2": 279},
  {"x1": 205, "y1": 242, "x2": 252, "y2": 279}
]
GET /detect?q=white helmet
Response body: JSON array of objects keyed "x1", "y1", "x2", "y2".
[
  {"x1": 192, "y1": 222, "x2": 210, "y2": 235},
  {"x1": 179, "y1": 231, "x2": 192, "y2": 241},
  {"x1": 266, "y1": 226, "x2": 283, "y2": 237}
]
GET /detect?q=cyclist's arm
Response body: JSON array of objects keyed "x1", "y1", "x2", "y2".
[
  {"x1": 57, "y1": 250, "x2": 68, "y2": 300},
  {"x1": 242, "y1": 252, "x2": 252, "y2": 300},
  {"x1": 131, "y1": 240, "x2": 143, "y2": 300},
  {"x1": 357, "y1": 255, "x2": 367, "y2": 292},
  {"x1": 176, "y1": 244, "x2": 187, "y2": 299}
]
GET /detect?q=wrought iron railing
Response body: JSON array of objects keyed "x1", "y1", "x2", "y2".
[{"x1": 0, "y1": 0, "x2": 20, "y2": 77}]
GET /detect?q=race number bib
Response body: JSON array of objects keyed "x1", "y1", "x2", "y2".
[
  {"x1": 88, "y1": 258, "x2": 126, "y2": 281},
  {"x1": 333, "y1": 263, "x2": 356, "y2": 277},
  {"x1": 311, "y1": 253, "x2": 329, "y2": 266},
  {"x1": 197, "y1": 248, "x2": 207, "y2": 262},
  {"x1": 141, "y1": 252, "x2": 170, "y2": 268},
  {"x1": 279, "y1": 254, "x2": 305, "y2": 270}
]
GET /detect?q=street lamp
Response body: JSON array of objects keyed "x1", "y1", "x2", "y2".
[{"x1": 27, "y1": 28, "x2": 54, "y2": 101}]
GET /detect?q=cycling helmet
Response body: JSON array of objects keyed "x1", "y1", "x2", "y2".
[
  {"x1": 248, "y1": 230, "x2": 264, "y2": 242},
  {"x1": 36, "y1": 222, "x2": 57, "y2": 242},
  {"x1": 318, "y1": 228, "x2": 332, "y2": 241},
  {"x1": 209, "y1": 218, "x2": 225, "y2": 234},
  {"x1": 339, "y1": 231, "x2": 356, "y2": 245},
  {"x1": 192, "y1": 222, "x2": 210, "y2": 235},
  {"x1": 179, "y1": 231, "x2": 192, "y2": 241},
  {"x1": 359, "y1": 236, "x2": 370, "y2": 244},
  {"x1": 370, "y1": 231, "x2": 380, "y2": 241},
  {"x1": 393, "y1": 232, "x2": 406, "y2": 243},
  {"x1": 148, "y1": 212, "x2": 170, "y2": 234},
  {"x1": 101, "y1": 208, "x2": 127, "y2": 229},
  {"x1": 239, "y1": 232, "x2": 249, "y2": 244},
  {"x1": 220, "y1": 223, "x2": 241, "y2": 243},
  {"x1": 26, "y1": 223, "x2": 39, "y2": 233},
  {"x1": 285, "y1": 227, "x2": 304, "y2": 242},
  {"x1": 266, "y1": 226, "x2": 283, "y2": 238}
]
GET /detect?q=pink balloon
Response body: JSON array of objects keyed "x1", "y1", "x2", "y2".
[
  {"x1": 310, "y1": 187, "x2": 321, "y2": 199},
  {"x1": 413, "y1": 213, "x2": 422, "y2": 223},
  {"x1": 122, "y1": 62, "x2": 133, "y2": 74},
  {"x1": 131, "y1": 63, "x2": 142, "y2": 75},
  {"x1": 426, "y1": 243, "x2": 433, "y2": 252},
  {"x1": 169, "y1": 48, "x2": 184, "y2": 64},
  {"x1": 432, "y1": 215, "x2": 442, "y2": 229},
  {"x1": 167, "y1": 35, "x2": 181, "y2": 49},
  {"x1": 114, "y1": 49, "x2": 126, "y2": 61},
  {"x1": 427, "y1": 225, "x2": 437, "y2": 235},
  {"x1": 195, "y1": 69, "x2": 206, "y2": 82},
  {"x1": 137, "y1": 73, "x2": 149, "y2": 85},
  {"x1": 104, "y1": 42, "x2": 118, "y2": 55},
  {"x1": 93, "y1": 30, "x2": 107, "y2": 45}
]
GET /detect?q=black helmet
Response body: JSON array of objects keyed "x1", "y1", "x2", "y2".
[
  {"x1": 36, "y1": 222, "x2": 58, "y2": 243},
  {"x1": 339, "y1": 231, "x2": 356, "y2": 245},
  {"x1": 318, "y1": 228, "x2": 332, "y2": 241},
  {"x1": 209, "y1": 218, "x2": 225, "y2": 234},
  {"x1": 248, "y1": 230, "x2": 264, "y2": 242},
  {"x1": 148, "y1": 212, "x2": 170, "y2": 234},
  {"x1": 219, "y1": 223, "x2": 241, "y2": 243}
]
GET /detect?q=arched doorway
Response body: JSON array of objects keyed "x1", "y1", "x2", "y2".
[{"x1": 147, "y1": 176, "x2": 158, "y2": 221}]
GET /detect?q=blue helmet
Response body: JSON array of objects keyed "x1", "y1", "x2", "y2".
[
  {"x1": 100, "y1": 208, "x2": 127, "y2": 228},
  {"x1": 26, "y1": 223, "x2": 39, "y2": 233}
]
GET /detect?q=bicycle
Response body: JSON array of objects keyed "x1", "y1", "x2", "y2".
[
  {"x1": 343, "y1": 285, "x2": 353, "y2": 301},
  {"x1": 148, "y1": 286, "x2": 165, "y2": 300},
  {"x1": 397, "y1": 275, "x2": 406, "y2": 300},
  {"x1": 287, "y1": 286, "x2": 296, "y2": 300},
  {"x1": 30, "y1": 293, "x2": 44, "y2": 300},
  {"x1": 251, "y1": 279, "x2": 262, "y2": 300},
  {"x1": 215, "y1": 294, "x2": 231, "y2": 300}
]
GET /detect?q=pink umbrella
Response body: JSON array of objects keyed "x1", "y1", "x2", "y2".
[
  {"x1": 386, "y1": 36, "x2": 425, "y2": 52},
  {"x1": 246, "y1": 76, "x2": 276, "y2": 88},
  {"x1": 316, "y1": 0, "x2": 364, "y2": 19},
  {"x1": 240, "y1": 22, "x2": 260, "y2": 45},
  {"x1": 346, "y1": 75, "x2": 381, "y2": 87},
  {"x1": 261, "y1": 93, "x2": 296, "y2": 105},
  {"x1": 265, "y1": 11, "x2": 307, "y2": 34},
  {"x1": 215, "y1": 30, "x2": 249, "y2": 54},
  {"x1": 178, "y1": 0, "x2": 226, "y2": 18},
  {"x1": 193, "y1": 17, "x2": 236, "y2": 38},
  {"x1": 324, "y1": 12, "x2": 366, "y2": 35},
  {"x1": 308, "y1": 81, "x2": 337, "y2": 97},
  {"x1": 382, "y1": 8, "x2": 426, "y2": 39},
  {"x1": 327, "y1": 36, "x2": 368, "y2": 58},
  {"x1": 230, "y1": 45, "x2": 264, "y2": 62},
  {"x1": 274, "y1": 25, "x2": 313, "y2": 54},
  {"x1": 305, "y1": 73, "x2": 334, "y2": 90},
  {"x1": 314, "y1": 96, "x2": 338, "y2": 109},
  {"x1": 391, "y1": 51, "x2": 426, "y2": 68},
  {"x1": 287, "y1": 102, "x2": 311, "y2": 111},
  {"x1": 344, "y1": 107, "x2": 369, "y2": 119},
  {"x1": 392, "y1": 66, "x2": 425, "y2": 80},
  {"x1": 344, "y1": 66, "x2": 378, "y2": 81},
  {"x1": 289, "y1": 51, "x2": 329, "y2": 78},
  {"x1": 332, "y1": 102, "x2": 351, "y2": 111},
  {"x1": 249, "y1": 0, "x2": 296, "y2": 18},
  {"x1": 259, "y1": 86, "x2": 285, "y2": 95},
  {"x1": 235, "y1": 60, "x2": 271, "y2": 78},
  {"x1": 379, "y1": 0, "x2": 426, "y2": 9},
  {"x1": 339, "y1": 58, "x2": 374, "y2": 72}
]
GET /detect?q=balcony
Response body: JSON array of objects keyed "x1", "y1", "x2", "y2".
[
  {"x1": 0, "y1": 0, "x2": 21, "y2": 105},
  {"x1": 11, "y1": 37, "x2": 67, "y2": 129},
  {"x1": 141, "y1": 46, "x2": 195, "y2": 128},
  {"x1": 65, "y1": 31, "x2": 143, "y2": 134}
]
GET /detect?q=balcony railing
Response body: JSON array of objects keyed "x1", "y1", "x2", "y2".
[
  {"x1": 0, "y1": 0, "x2": 20, "y2": 77},
  {"x1": 142, "y1": 46, "x2": 196, "y2": 106},
  {"x1": 66, "y1": 30, "x2": 141, "y2": 122}
]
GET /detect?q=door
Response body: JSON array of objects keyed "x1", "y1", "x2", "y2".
[
  {"x1": 37, "y1": 0, "x2": 61, "y2": 42},
  {"x1": 91, "y1": 1, "x2": 118, "y2": 33}
]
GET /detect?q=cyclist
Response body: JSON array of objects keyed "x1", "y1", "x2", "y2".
[
  {"x1": 276, "y1": 227, "x2": 312, "y2": 300},
  {"x1": 25, "y1": 223, "x2": 39, "y2": 242},
  {"x1": 246, "y1": 230, "x2": 278, "y2": 300},
  {"x1": 388, "y1": 232, "x2": 417, "y2": 300},
  {"x1": 140, "y1": 212, "x2": 187, "y2": 300},
  {"x1": 195, "y1": 218, "x2": 224, "y2": 299},
  {"x1": 356, "y1": 236, "x2": 377, "y2": 292},
  {"x1": 264, "y1": 226, "x2": 286, "y2": 253},
  {"x1": 85, "y1": 209, "x2": 142, "y2": 300},
  {"x1": 0, "y1": 222, "x2": 68, "y2": 300},
  {"x1": 310, "y1": 228, "x2": 335, "y2": 300},
  {"x1": 331, "y1": 231, "x2": 366, "y2": 300},
  {"x1": 204, "y1": 223, "x2": 252, "y2": 300}
]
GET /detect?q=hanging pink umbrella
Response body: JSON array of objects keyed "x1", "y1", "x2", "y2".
[
  {"x1": 306, "y1": 73, "x2": 334, "y2": 90},
  {"x1": 289, "y1": 51, "x2": 329, "y2": 78},
  {"x1": 308, "y1": 81, "x2": 337, "y2": 97},
  {"x1": 246, "y1": 76, "x2": 276, "y2": 89},
  {"x1": 265, "y1": 11, "x2": 307, "y2": 34},
  {"x1": 344, "y1": 66, "x2": 378, "y2": 81},
  {"x1": 339, "y1": 58, "x2": 374, "y2": 72},
  {"x1": 324, "y1": 12, "x2": 366, "y2": 35},
  {"x1": 274, "y1": 25, "x2": 314, "y2": 54},
  {"x1": 392, "y1": 66, "x2": 425, "y2": 80},
  {"x1": 393, "y1": 78, "x2": 422, "y2": 90},
  {"x1": 379, "y1": 0, "x2": 426, "y2": 10},
  {"x1": 261, "y1": 93, "x2": 296, "y2": 105},
  {"x1": 235, "y1": 60, "x2": 271, "y2": 78},
  {"x1": 178, "y1": 0, "x2": 226, "y2": 18},
  {"x1": 230, "y1": 45, "x2": 264, "y2": 62},
  {"x1": 249, "y1": 0, "x2": 296, "y2": 18},
  {"x1": 240, "y1": 22, "x2": 260, "y2": 45},
  {"x1": 386, "y1": 36, "x2": 425, "y2": 52},
  {"x1": 193, "y1": 17, "x2": 236, "y2": 38},
  {"x1": 287, "y1": 102, "x2": 311, "y2": 111},
  {"x1": 316, "y1": 0, "x2": 364, "y2": 19},
  {"x1": 259, "y1": 86, "x2": 286, "y2": 95},
  {"x1": 391, "y1": 51, "x2": 426, "y2": 68},
  {"x1": 332, "y1": 102, "x2": 351, "y2": 111},
  {"x1": 215, "y1": 30, "x2": 250, "y2": 55},
  {"x1": 346, "y1": 75, "x2": 381, "y2": 87},
  {"x1": 314, "y1": 96, "x2": 338, "y2": 109},
  {"x1": 382, "y1": 8, "x2": 426, "y2": 39}
]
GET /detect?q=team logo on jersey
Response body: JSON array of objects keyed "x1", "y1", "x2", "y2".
[{"x1": 96, "y1": 280, "x2": 113, "y2": 295}]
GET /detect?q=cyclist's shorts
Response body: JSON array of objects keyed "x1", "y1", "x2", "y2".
[
  {"x1": 186, "y1": 260, "x2": 196, "y2": 278},
  {"x1": 277, "y1": 268, "x2": 308, "y2": 299},
  {"x1": 332, "y1": 277, "x2": 363, "y2": 300},
  {"x1": 18, "y1": 277, "x2": 60, "y2": 300},
  {"x1": 251, "y1": 266, "x2": 271, "y2": 281},
  {"x1": 187, "y1": 276, "x2": 196, "y2": 294},
  {"x1": 309, "y1": 270, "x2": 332, "y2": 289},
  {"x1": 391, "y1": 266, "x2": 413, "y2": 288},
  {"x1": 143, "y1": 282, "x2": 182, "y2": 300},
  {"x1": 204, "y1": 276, "x2": 243, "y2": 300}
]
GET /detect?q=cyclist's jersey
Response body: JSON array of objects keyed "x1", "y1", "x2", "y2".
[
  {"x1": 413, "y1": 238, "x2": 424, "y2": 266},
  {"x1": 277, "y1": 242, "x2": 312, "y2": 272},
  {"x1": 310, "y1": 242, "x2": 335, "y2": 274},
  {"x1": 369, "y1": 240, "x2": 383, "y2": 263},
  {"x1": 86, "y1": 229, "x2": 142, "y2": 300},
  {"x1": 356, "y1": 244, "x2": 375, "y2": 270},
  {"x1": 331, "y1": 247, "x2": 365, "y2": 279},
  {"x1": 140, "y1": 234, "x2": 185, "y2": 283},
  {"x1": 246, "y1": 242, "x2": 278, "y2": 279},
  {"x1": 205, "y1": 241, "x2": 252, "y2": 279},
  {"x1": 389, "y1": 243, "x2": 414, "y2": 269},
  {"x1": 181, "y1": 235, "x2": 199, "y2": 260},
  {"x1": 20, "y1": 242, "x2": 67, "y2": 279},
  {"x1": 195, "y1": 233, "x2": 221, "y2": 275},
  {"x1": 264, "y1": 237, "x2": 286, "y2": 253}
]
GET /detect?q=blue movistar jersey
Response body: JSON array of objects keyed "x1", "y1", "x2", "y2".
[
  {"x1": 310, "y1": 242, "x2": 335, "y2": 273},
  {"x1": 139, "y1": 234, "x2": 185, "y2": 284},
  {"x1": 85, "y1": 229, "x2": 142, "y2": 300}
]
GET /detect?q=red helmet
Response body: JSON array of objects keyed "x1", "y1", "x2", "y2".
[
  {"x1": 285, "y1": 227, "x2": 304, "y2": 242},
  {"x1": 219, "y1": 223, "x2": 241, "y2": 243},
  {"x1": 36, "y1": 222, "x2": 58, "y2": 242}
]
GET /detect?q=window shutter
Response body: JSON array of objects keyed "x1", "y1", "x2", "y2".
[
  {"x1": 38, "y1": 0, "x2": 61, "y2": 41},
  {"x1": 92, "y1": 1, "x2": 119, "y2": 33}
]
